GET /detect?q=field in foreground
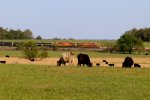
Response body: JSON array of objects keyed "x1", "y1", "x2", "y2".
[{"x1": 0, "y1": 64, "x2": 149, "y2": 100}]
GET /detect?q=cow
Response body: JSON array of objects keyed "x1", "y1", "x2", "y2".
[
  {"x1": 134, "y1": 63, "x2": 141, "y2": 68},
  {"x1": 57, "y1": 57, "x2": 66, "y2": 66},
  {"x1": 57, "y1": 51, "x2": 74, "y2": 66},
  {"x1": 102, "y1": 60, "x2": 107, "y2": 62},
  {"x1": 6, "y1": 55, "x2": 10, "y2": 58},
  {"x1": 108, "y1": 64, "x2": 114, "y2": 67},
  {"x1": 105, "y1": 61, "x2": 108, "y2": 64},
  {"x1": 77, "y1": 53, "x2": 92, "y2": 67},
  {"x1": 96, "y1": 63, "x2": 100, "y2": 66},
  {"x1": 122, "y1": 57, "x2": 134, "y2": 68},
  {"x1": 0, "y1": 61, "x2": 6, "y2": 64}
]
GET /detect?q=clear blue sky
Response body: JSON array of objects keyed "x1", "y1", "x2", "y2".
[{"x1": 0, "y1": 0, "x2": 150, "y2": 39}]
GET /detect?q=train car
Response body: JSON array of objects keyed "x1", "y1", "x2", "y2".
[
  {"x1": 0, "y1": 42, "x2": 13, "y2": 47},
  {"x1": 77, "y1": 43, "x2": 99, "y2": 48},
  {"x1": 35, "y1": 42, "x2": 52, "y2": 47},
  {"x1": 54, "y1": 42, "x2": 76, "y2": 47}
]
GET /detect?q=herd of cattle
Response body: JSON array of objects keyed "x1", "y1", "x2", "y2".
[{"x1": 57, "y1": 52, "x2": 141, "y2": 68}]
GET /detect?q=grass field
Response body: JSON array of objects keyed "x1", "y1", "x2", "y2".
[
  {"x1": 0, "y1": 64, "x2": 149, "y2": 100},
  {"x1": 0, "y1": 50, "x2": 150, "y2": 58},
  {"x1": 1, "y1": 50, "x2": 150, "y2": 67}
]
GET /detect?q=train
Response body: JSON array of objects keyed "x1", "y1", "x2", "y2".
[{"x1": 0, "y1": 41, "x2": 99, "y2": 48}]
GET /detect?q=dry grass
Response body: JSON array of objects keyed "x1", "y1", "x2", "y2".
[{"x1": 1, "y1": 57, "x2": 150, "y2": 68}]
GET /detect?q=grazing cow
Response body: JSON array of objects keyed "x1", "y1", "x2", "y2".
[
  {"x1": 57, "y1": 57, "x2": 66, "y2": 66},
  {"x1": 108, "y1": 64, "x2": 114, "y2": 67},
  {"x1": 96, "y1": 63, "x2": 100, "y2": 66},
  {"x1": 122, "y1": 57, "x2": 134, "y2": 68},
  {"x1": 57, "y1": 51, "x2": 74, "y2": 66},
  {"x1": 0, "y1": 61, "x2": 6, "y2": 64},
  {"x1": 6, "y1": 55, "x2": 10, "y2": 58},
  {"x1": 144, "y1": 53, "x2": 149, "y2": 55},
  {"x1": 102, "y1": 60, "x2": 107, "y2": 62},
  {"x1": 77, "y1": 53, "x2": 92, "y2": 67},
  {"x1": 134, "y1": 63, "x2": 141, "y2": 68},
  {"x1": 62, "y1": 51, "x2": 74, "y2": 64},
  {"x1": 105, "y1": 61, "x2": 108, "y2": 64}
]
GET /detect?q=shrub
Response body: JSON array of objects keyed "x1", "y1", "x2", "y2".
[
  {"x1": 38, "y1": 51, "x2": 48, "y2": 60},
  {"x1": 22, "y1": 41, "x2": 38, "y2": 61}
]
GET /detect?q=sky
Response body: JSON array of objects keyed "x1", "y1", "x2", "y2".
[{"x1": 0, "y1": 0, "x2": 150, "y2": 40}]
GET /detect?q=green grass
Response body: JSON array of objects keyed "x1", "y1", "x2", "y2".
[
  {"x1": 0, "y1": 64, "x2": 149, "y2": 100},
  {"x1": 0, "y1": 50, "x2": 150, "y2": 58},
  {"x1": 144, "y1": 42, "x2": 150, "y2": 47}
]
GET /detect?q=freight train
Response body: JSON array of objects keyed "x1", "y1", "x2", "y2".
[{"x1": 0, "y1": 41, "x2": 99, "y2": 48}]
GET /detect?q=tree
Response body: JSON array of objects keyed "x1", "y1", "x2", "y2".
[
  {"x1": 117, "y1": 34, "x2": 143, "y2": 54},
  {"x1": 22, "y1": 41, "x2": 38, "y2": 61},
  {"x1": 23, "y1": 29, "x2": 33, "y2": 39},
  {"x1": 125, "y1": 28, "x2": 150, "y2": 41},
  {"x1": 22, "y1": 41, "x2": 48, "y2": 61},
  {"x1": 0, "y1": 26, "x2": 34, "y2": 39},
  {"x1": 0, "y1": 27, "x2": 8, "y2": 39},
  {"x1": 36, "y1": 35, "x2": 42, "y2": 40}
]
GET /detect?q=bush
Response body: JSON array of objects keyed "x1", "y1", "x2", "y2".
[
  {"x1": 38, "y1": 51, "x2": 48, "y2": 60},
  {"x1": 22, "y1": 41, "x2": 38, "y2": 61},
  {"x1": 22, "y1": 41, "x2": 49, "y2": 61}
]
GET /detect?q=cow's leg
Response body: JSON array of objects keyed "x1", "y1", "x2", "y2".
[
  {"x1": 64, "y1": 62, "x2": 66, "y2": 66},
  {"x1": 77, "y1": 63, "x2": 81, "y2": 66},
  {"x1": 57, "y1": 61, "x2": 61, "y2": 66}
]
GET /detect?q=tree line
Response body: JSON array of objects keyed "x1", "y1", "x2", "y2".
[
  {"x1": 117, "y1": 28, "x2": 150, "y2": 54},
  {"x1": 123, "y1": 28, "x2": 150, "y2": 41},
  {"x1": 0, "y1": 27, "x2": 33, "y2": 39}
]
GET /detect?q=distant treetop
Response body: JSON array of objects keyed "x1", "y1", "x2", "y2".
[
  {"x1": 123, "y1": 27, "x2": 150, "y2": 42},
  {"x1": 0, "y1": 27, "x2": 33, "y2": 39}
]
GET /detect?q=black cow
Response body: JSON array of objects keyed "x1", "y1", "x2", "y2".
[
  {"x1": 134, "y1": 63, "x2": 141, "y2": 68},
  {"x1": 6, "y1": 55, "x2": 10, "y2": 58},
  {"x1": 122, "y1": 57, "x2": 134, "y2": 68},
  {"x1": 96, "y1": 63, "x2": 100, "y2": 66},
  {"x1": 77, "y1": 53, "x2": 92, "y2": 67},
  {"x1": 57, "y1": 57, "x2": 67, "y2": 66},
  {"x1": 102, "y1": 60, "x2": 107, "y2": 62},
  {"x1": 108, "y1": 64, "x2": 114, "y2": 67},
  {"x1": 0, "y1": 61, "x2": 6, "y2": 64}
]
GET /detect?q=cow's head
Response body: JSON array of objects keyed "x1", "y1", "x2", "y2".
[{"x1": 57, "y1": 61, "x2": 61, "y2": 66}]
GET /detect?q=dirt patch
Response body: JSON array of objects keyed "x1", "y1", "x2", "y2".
[{"x1": 0, "y1": 57, "x2": 150, "y2": 68}]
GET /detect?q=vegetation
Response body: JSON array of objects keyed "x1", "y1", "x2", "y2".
[
  {"x1": 36, "y1": 35, "x2": 42, "y2": 40},
  {"x1": 125, "y1": 28, "x2": 150, "y2": 41},
  {"x1": 0, "y1": 27, "x2": 33, "y2": 39},
  {"x1": 22, "y1": 41, "x2": 48, "y2": 61},
  {"x1": 22, "y1": 41, "x2": 38, "y2": 61},
  {"x1": 38, "y1": 51, "x2": 49, "y2": 60},
  {"x1": 117, "y1": 34, "x2": 144, "y2": 54},
  {"x1": 0, "y1": 50, "x2": 150, "y2": 58},
  {"x1": 0, "y1": 64, "x2": 149, "y2": 100}
]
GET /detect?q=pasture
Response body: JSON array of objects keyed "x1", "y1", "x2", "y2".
[
  {"x1": 0, "y1": 50, "x2": 150, "y2": 67},
  {"x1": 0, "y1": 47, "x2": 150, "y2": 99},
  {"x1": 0, "y1": 64, "x2": 149, "y2": 100}
]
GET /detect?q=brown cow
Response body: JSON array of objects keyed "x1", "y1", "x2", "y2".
[{"x1": 57, "y1": 51, "x2": 74, "y2": 66}]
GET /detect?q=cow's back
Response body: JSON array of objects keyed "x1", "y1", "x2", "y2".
[
  {"x1": 77, "y1": 53, "x2": 92, "y2": 66},
  {"x1": 62, "y1": 52, "x2": 74, "y2": 63},
  {"x1": 122, "y1": 57, "x2": 134, "y2": 68}
]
